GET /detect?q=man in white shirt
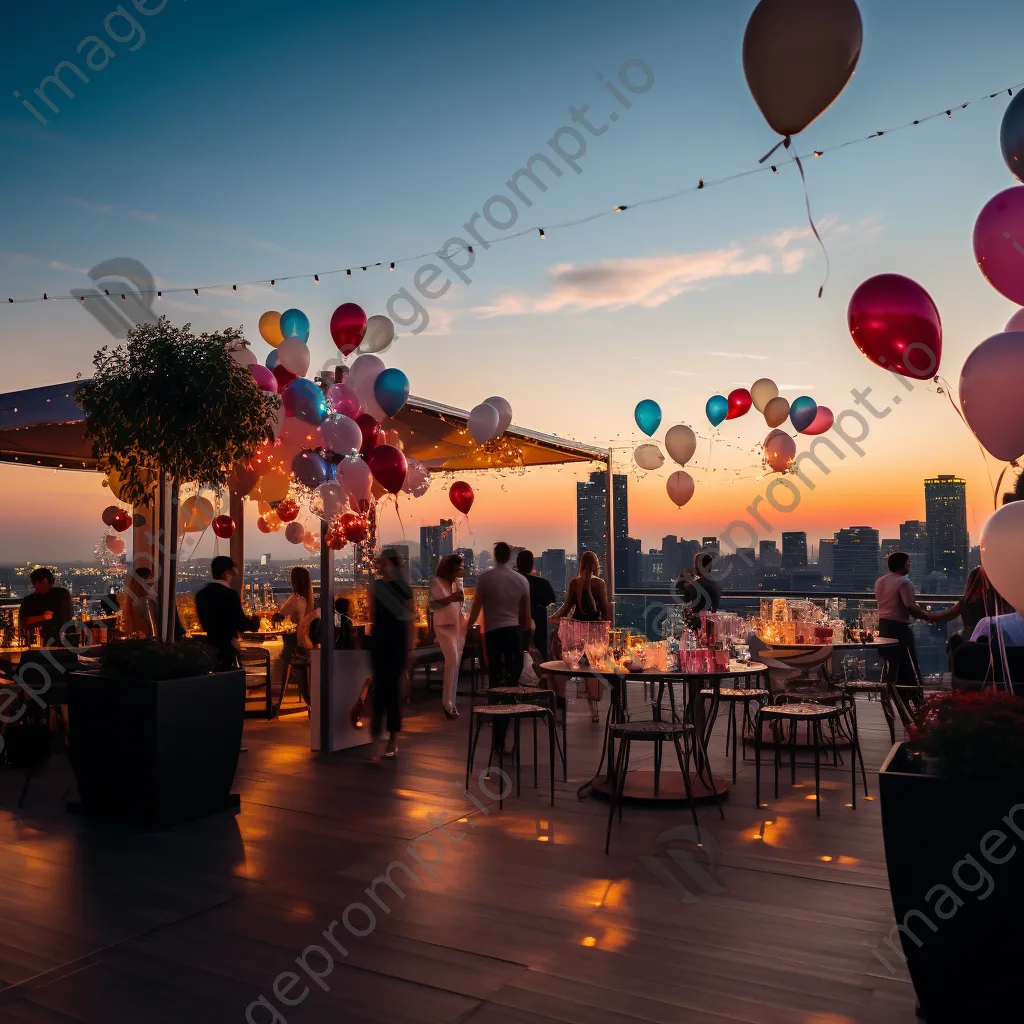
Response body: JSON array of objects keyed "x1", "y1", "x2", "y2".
[
  {"x1": 874, "y1": 552, "x2": 933, "y2": 687},
  {"x1": 970, "y1": 610, "x2": 1024, "y2": 647},
  {"x1": 466, "y1": 542, "x2": 531, "y2": 687}
]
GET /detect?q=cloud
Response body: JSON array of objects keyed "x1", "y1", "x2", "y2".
[
  {"x1": 712, "y1": 351, "x2": 770, "y2": 361},
  {"x1": 473, "y1": 217, "x2": 883, "y2": 318}
]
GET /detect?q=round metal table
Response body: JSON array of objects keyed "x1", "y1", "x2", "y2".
[{"x1": 540, "y1": 659, "x2": 769, "y2": 806}]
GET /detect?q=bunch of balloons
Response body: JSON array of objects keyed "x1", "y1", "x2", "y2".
[
  {"x1": 101, "y1": 505, "x2": 132, "y2": 533},
  {"x1": 630, "y1": 400, "x2": 699, "y2": 507},
  {"x1": 469, "y1": 397, "x2": 513, "y2": 444}
]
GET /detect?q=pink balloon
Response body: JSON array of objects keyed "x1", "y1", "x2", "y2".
[
  {"x1": 327, "y1": 382, "x2": 361, "y2": 419},
  {"x1": 666, "y1": 471, "x2": 695, "y2": 508},
  {"x1": 285, "y1": 521, "x2": 305, "y2": 545},
  {"x1": 321, "y1": 413, "x2": 362, "y2": 456},
  {"x1": 764, "y1": 429, "x2": 796, "y2": 473},
  {"x1": 974, "y1": 187, "x2": 1024, "y2": 305},
  {"x1": 104, "y1": 534, "x2": 126, "y2": 555},
  {"x1": 250, "y1": 364, "x2": 279, "y2": 393},
  {"x1": 959, "y1": 331, "x2": 1024, "y2": 461},
  {"x1": 1006, "y1": 308, "x2": 1024, "y2": 333},
  {"x1": 801, "y1": 406, "x2": 834, "y2": 435},
  {"x1": 338, "y1": 454, "x2": 372, "y2": 506}
]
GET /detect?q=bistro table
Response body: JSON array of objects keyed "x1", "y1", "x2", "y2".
[{"x1": 540, "y1": 659, "x2": 768, "y2": 806}]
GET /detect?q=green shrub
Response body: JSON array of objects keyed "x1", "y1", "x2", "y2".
[{"x1": 98, "y1": 638, "x2": 219, "y2": 680}]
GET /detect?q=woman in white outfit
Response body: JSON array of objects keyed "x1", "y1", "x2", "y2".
[{"x1": 430, "y1": 554, "x2": 466, "y2": 719}]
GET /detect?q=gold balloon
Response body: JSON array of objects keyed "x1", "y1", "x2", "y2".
[
  {"x1": 764, "y1": 396, "x2": 791, "y2": 428},
  {"x1": 256, "y1": 467, "x2": 290, "y2": 504},
  {"x1": 750, "y1": 378, "x2": 780, "y2": 414},
  {"x1": 180, "y1": 495, "x2": 215, "y2": 533},
  {"x1": 105, "y1": 466, "x2": 156, "y2": 505},
  {"x1": 259, "y1": 310, "x2": 284, "y2": 347}
]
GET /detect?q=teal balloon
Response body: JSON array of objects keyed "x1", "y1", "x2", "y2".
[
  {"x1": 373, "y1": 367, "x2": 410, "y2": 417},
  {"x1": 706, "y1": 395, "x2": 729, "y2": 427},
  {"x1": 280, "y1": 308, "x2": 310, "y2": 341},
  {"x1": 266, "y1": 349, "x2": 279, "y2": 370},
  {"x1": 634, "y1": 399, "x2": 662, "y2": 437},
  {"x1": 790, "y1": 396, "x2": 818, "y2": 432}
]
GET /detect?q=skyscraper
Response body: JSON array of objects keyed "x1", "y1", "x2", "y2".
[
  {"x1": 661, "y1": 535, "x2": 683, "y2": 580},
  {"x1": 456, "y1": 547, "x2": 475, "y2": 582},
  {"x1": 701, "y1": 537, "x2": 720, "y2": 559},
  {"x1": 540, "y1": 549, "x2": 567, "y2": 597},
  {"x1": 925, "y1": 475, "x2": 968, "y2": 588},
  {"x1": 781, "y1": 532, "x2": 807, "y2": 570},
  {"x1": 419, "y1": 519, "x2": 453, "y2": 581},
  {"x1": 833, "y1": 527, "x2": 880, "y2": 590},
  {"x1": 576, "y1": 470, "x2": 628, "y2": 584},
  {"x1": 818, "y1": 537, "x2": 837, "y2": 581},
  {"x1": 759, "y1": 540, "x2": 780, "y2": 567}
]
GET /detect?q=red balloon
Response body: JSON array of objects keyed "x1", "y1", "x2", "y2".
[
  {"x1": 256, "y1": 516, "x2": 273, "y2": 534},
  {"x1": 326, "y1": 530, "x2": 347, "y2": 551},
  {"x1": 272, "y1": 363, "x2": 298, "y2": 389},
  {"x1": 848, "y1": 274, "x2": 942, "y2": 380},
  {"x1": 275, "y1": 497, "x2": 300, "y2": 522},
  {"x1": 726, "y1": 388, "x2": 752, "y2": 420},
  {"x1": 801, "y1": 406, "x2": 834, "y2": 435},
  {"x1": 228, "y1": 460, "x2": 260, "y2": 497},
  {"x1": 111, "y1": 508, "x2": 132, "y2": 533},
  {"x1": 367, "y1": 444, "x2": 408, "y2": 495},
  {"x1": 449, "y1": 480, "x2": 474, "y2": 516},
  {"x1": 356, "y1": 413, "x2": 382, "y2": 456},
  {"x1": 101, "y1": 504, "x2": 120, "y2": 527},
  {"x1": 212, "y1": 514, "x2": 236, "y2": 539},
  {"x1": 250, "y1": 364, "x2": 279, "y2": 393},
  {"x1": 341, "y1": 512, "x2": 368, "y2": 543},
  {"x1": 330, "y1": 303, "x2": 368, "y2": 356}
]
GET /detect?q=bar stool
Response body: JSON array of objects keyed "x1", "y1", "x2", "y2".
[
  {"x1": 466, "y1": 704, "x2": 556, "y2": 809},
  {"x1": 700, "y1": 682, "x2": 771, "y2": 783},
  {"x1": 486, "y1": 686, "x2": 566, "y2": 782}
]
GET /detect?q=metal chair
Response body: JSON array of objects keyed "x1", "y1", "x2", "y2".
[
  {"x1": 486, "y1": 686, "x2": 567, "y2": 782},
  {"x1": 466, "y1": 704, "x2": 555, "y2": 809}
]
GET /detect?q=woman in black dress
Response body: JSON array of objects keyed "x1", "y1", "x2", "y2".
[{"x1": 367, "y1": 549, "x2": 415, "y2": 761}]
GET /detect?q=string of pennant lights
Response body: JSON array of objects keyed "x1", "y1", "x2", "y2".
[{"x1": 4, "y1": 81, "x2": 1021, "y2": 308}]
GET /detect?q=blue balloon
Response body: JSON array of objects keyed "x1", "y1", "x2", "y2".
[
  {"x1": 292, "y1": 450, "x2": 330, "y2": 489},
  {"x1": 706, "y1": 395, "x2": 729, "y2": 427},
  {"x1": 373, "y1": 367, "x2": 410, "y2": 418},
  {"x1": 282, "y1": 378, "x2": 328, "y2": 425},
  {"x1": 266, "y1": 349, "x2": 279, "y2": 370},
  {"x1": 280, "y1": 308, "x2": 310, "y2": 341},
  {"x1": 790, "y1": 395, "x2": 818, "y2": 433},
  {"x1": 634, "y1": 399, "x2": 662, "y2": 437}
]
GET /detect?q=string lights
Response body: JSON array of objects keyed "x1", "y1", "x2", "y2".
[{"x1": 4, "y1": 82, "x2": 1021, "y2": 308}]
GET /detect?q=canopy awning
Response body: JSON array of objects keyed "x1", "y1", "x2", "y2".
[{"x1": 0, "y1": 382, "x2": 607, "y2": 472}]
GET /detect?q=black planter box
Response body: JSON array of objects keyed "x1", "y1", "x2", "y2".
[
  {"x1": 67, "y1": 670, "x2": 245, "y2": 828},
  {"x1": 878, "y1": 743, "x2": 1024, "y2": 1022}
]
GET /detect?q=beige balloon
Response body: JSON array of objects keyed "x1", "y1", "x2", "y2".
[
  {"x1": 180, "y1": 495, "x2": 215, "y2": 533},
  {"x1": 665, "y1": 424, "x2": 697, "y2": 467},
  {"x1": 666, "y1": 470, "x2": 695, "y2": 508},
  {"x1": 764, "y1": 429, "x2": 797, "y2": 473},
  {"x1": 764, "y1": 395, "x2": 791, "y2": 428},
  {"x1": 981, "y1": 502, "x2": 1024, "y2": 613},
  {"x1": 750, "y1": 378, "x2": 780, "y2": 413},
  {"x1": 634, "y1": 444, "x2": 665, "y2": 471}
]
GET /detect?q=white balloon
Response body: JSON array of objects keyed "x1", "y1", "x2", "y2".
[
  {"x1": 230, "y1": 346, "x2": 257, "y2": 368},
  {"x1": 634, "y1": 443, "x2": 665, "y2": 471},
  {"x1": 359, "y1": 315, "x2": 396, "y2": 354},
  {"x1": 277, "y1": 337, "x2": 310, "y2": 376},
  {"x1": 468, "y1": 402, "x2": 500, "y2": 443},
  {"x1": 664, "y1": 424, "x2": 697, "y2": 467},
  {"x1": 348, "y1": 353, "x2": 384, "y2": 388},
  {"x1": 1006, "y1": 308, "x2": 1024, "y2": 333},
  {"x1": 484, "y1": 396, "x2": 513, "y2": 435},
  {"x1": 666, "y1": 471, "x2": 695, "y2": 508},
  {"x1": 338, "y1": 454, "x2": 372, "y2": 506},
  {"x1": 320, "y1": 413, "x2": 362, "y2": 456},
  {"x1": 750, "y1": 378, "x2": 779, "y2": 413},
  {"x1": 316, "y1": 481, "x2": 345, "y2": 520},
  {"x1": 981, "y1": 502, "x2": 1024, "y2": 613},
  {"x1": 764, "y1": 429, "x2": 796, "y2": 473},
  {"x1": 402, "y1": 458, "x2": 432, "y2": 497}
]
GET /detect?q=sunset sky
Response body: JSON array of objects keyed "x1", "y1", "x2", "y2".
[{"x1": 2, "y1": 0, "x2": 1023, "y2": 564}]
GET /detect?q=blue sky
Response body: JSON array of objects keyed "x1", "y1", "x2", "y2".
[{"x1": 2, "y1": 0, "x2": 1024, "y2": 561}]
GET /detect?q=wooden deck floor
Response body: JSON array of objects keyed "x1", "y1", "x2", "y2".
[{"x1": 0, "y1": 685, "x2": 917, "y2": 1023}]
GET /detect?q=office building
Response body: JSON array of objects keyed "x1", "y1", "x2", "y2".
[
  {"x1": 833, "y1": 527, "x2": 880, "y2": 590},
  {"x1": 925, "y1": 475, "x2": 968, "y2": 588},
  {"x1": 260, "y1": 553, "x2": 272, "y2": 566},
  {"x1": 900, "y1": 519, "x2": 930, "y2": 588},
  {"x1": 540, "y1": 549, "x2": 567, "y2": 596},
  {"x1": 759, "y1": 540, "x2": 780, "y2": 568},
  {"x1": 455, "y1": 547, "x2": 475, "y2": 581},
  {"x1": 619, "y1": 537, "x2": 642, "y2": 588},
  {"x1": 817, "y1": 538, "x2": 837, "y2": 581},
  {"x1": 880, "y1": 537, "x2": 901, "y2": 572},
  {"x1": 701, "y1": 537, "x2": 720, "y2": 560},
  {"x1": 419, "y1": 519, "x2": 453, "y2": 581},
  {"x1": 781, "y1": 532, "x2": 807, "y2": 570},
  {"x1": 661, "y1": 535, "x2": 683, "y2": 580},
  {"x1": 576, "y1": 471, "x2": 628, "y2": 585},
  {"x1": 642, "y1": 549, "x2": 666, "y2": 585}
]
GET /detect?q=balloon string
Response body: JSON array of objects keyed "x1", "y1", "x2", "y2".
[
  {"x1": 935, "y1": 375, "x2": 999, "y2": 501},
  {"x1": 993, "y1": 464, "x2": 1011, "y2": 511},
  {"x1": 790, "y1": 149, "x2": 830, "y2": 299},
  {"x1": 758, "y1": 136, "x2": 790, "y2": 164}
]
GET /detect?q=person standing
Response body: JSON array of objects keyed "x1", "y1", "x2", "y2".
[
  {"x1": 18, "y1": 567, "x2": 73, "y2": 646},
  {"x1": 431, "y1": 554, "x2": 465, "y2": 719},
  {"x1": 466, "y1": 542, "x2": 531, "y2": 688},
  {"x1": 367, "y1": 549, "x2": 416, "y2": 761},
  {"x1": 874, "y1": 552, "x2": 933, "y2": 689},
  {"x1": 516, "y1": 550, "x2": 556, "y2": 660},
  {"x1": 674, "y1": 552, "x2": 722, "y2": 612},
  {"x1": 195, "y1": 556, "x2": 259, "y2": 671}
]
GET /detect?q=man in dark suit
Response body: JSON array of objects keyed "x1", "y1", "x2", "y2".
[{"x1": 195, "y1": 557, "x2": 259, "y2": 670}]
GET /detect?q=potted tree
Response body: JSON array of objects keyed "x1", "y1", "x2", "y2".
[{"x1": 878, "y1": 690, "x2": 1024, "y2": 1021}]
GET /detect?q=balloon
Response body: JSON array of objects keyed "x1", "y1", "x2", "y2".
[
  {"x1": 101, "y1": 505, "x2": 120, "y2": 527},
  {"x1": 328, "y1": 382, "x2": 361, "y2": 419},
  {"x1": 227, "y1": 461, "x2": 258, "y2": 499},
  {"x1": 742, "y1": 0, "x2": 863, "y2": 139},
  {"x1": 104, "y1": 466, "x2": 154, "y2": 504},
  {"x1": 280, "y1": 308, "x2": 310, "y2": 341},
  {"x1": 449, "y1": 480, "x2": 474, "y2": 516},
  {"x1": 764, "y1": 429, "x2": 797, "y2": 473},
  {"x1": 292, "y1": 451, "x2": 330, "y2": 489},
  {"x1": 1007, "y1": 309, "x2": 1024, "y2": 333},
  {"x1": 847, "y1": 273, "x2": 942, "y2": 379},
  {"x1": 338, "y1": 454, "x2": 373, "y2": 506},
  {"x1": 665, "y1": 424, "x2": 697, "y2": 467},
  {"x1": 272, "y1": 363, "x2": 298, "y2": 390},
  {"x1": 384, "y1": 428, "x2": 403, "y2": 450},
  {"x1": 320, "y1": 413, "x2": 362, "y2": 456},
  {"x1": 278, "y1": 417, "x2": 323, "y2": 450},
  {"x1": 706, "y1": 395, "x2": 729, "y2": 427},
  {"x1": 277, "y1": 336, "x2": 311, "y2": 377},
  {"x1": 750, "y1": 378, "x2": 779, "y2": 413},
  {"x1": 764, "y1": 396, "x2": 790, "y2": 428},
  {"x1": 266, "y1": 349, "x2": 279, "y2": 370},
  {"x1": 110, "y1": 508, "x2": 132, "y2": 533},
  {"x1": 359, "y1": 314, "x2": 395, "y2": 355},
  {"x1": 348, "y1": 353, "x2": 384, "y2": 391},
  {"x1": 367, "y1": 444, "x2": 408, "y2": 495},
  {"x1": 104, "y1": 535, "x2": 126, "y2": 555},
  {"x1": 468, "y1": 402, "x2": 500, "y2": 444},
  {"x1": 179, "y1": 495, "x2": 215, "y2": 533},
  {"x1": 402, "y1": 458, "x2": 431, "y2": 497},
  {"x1": 634, "y1": 399, "x2": 662, "y2": 437},
  {"x1": 801, "y1": 406, "x2": 834, "y2": 435},
  {"x1": 285, "y1": 521, "x2": 305, "y2": 545},
  {"x1": 960, "y1": 331, "x2": 1024, "y2": 461},
  {"x1": 789, "y1": 395, "x2": 818, "y2": 432},
  {"x1": 727, "y1": 388, "x2": 753, "y2": 420},
  {"x1": 259, "y1": 311, "x2": 284, "y2": 347},
  {"x1": 373, "y1": 367, "x2": 410, "y2": 417},
  {"x1": 1000, "y1": 90, "x2": 1024, "y2": 184},
  {"x1": 341, "y1": 512, "x2": 368, "y2": 543},
  {"x1": 282, "y1": 379, "x2": 328, "y2": 425},
  {"x1": 256, "y1": 516, "x2": 274, "y2": 534},
  {"x1": 230, "y1": 346, "x2": 257, "y2": 368},
  {"x1": 666, "y1": 471, "x2": 695, "y2": 508},
  {"x1": 326, "y1": 530, "x2": 347, "y2": 551},
  {"x1": 634, "y1": 444, "x2": 665, "y2": 471},
  {"x1": 212, "y1": 515, "x2": 235, "y2": 539},
  {"x1": 250, "y1": 364, "x2": 278, "y2": 393},
  {"x1": 276, "y1": 497, "x2": 300, "y2": 522},
  {"x1": 981, "y1": 502, "x2": 1024, "y2": 613},
  {"x1": 355, "y1": 413, "x2": 382, "y2": 456},
  {"x1": 974, "y1": 187, "x2": 1024, "y2": 306},
  {"x1": 484, "y1": 396, "x2": 513, "y2": 435},
  {"x1": 330, "y1": 303, "x2": 368, "y2": 356},
  {"x1": 256, "y1": 467, "x2": 290, "y2": 504},
  {"x1": 317, "y1": 481, "x2": 345, "y2": 520}
]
